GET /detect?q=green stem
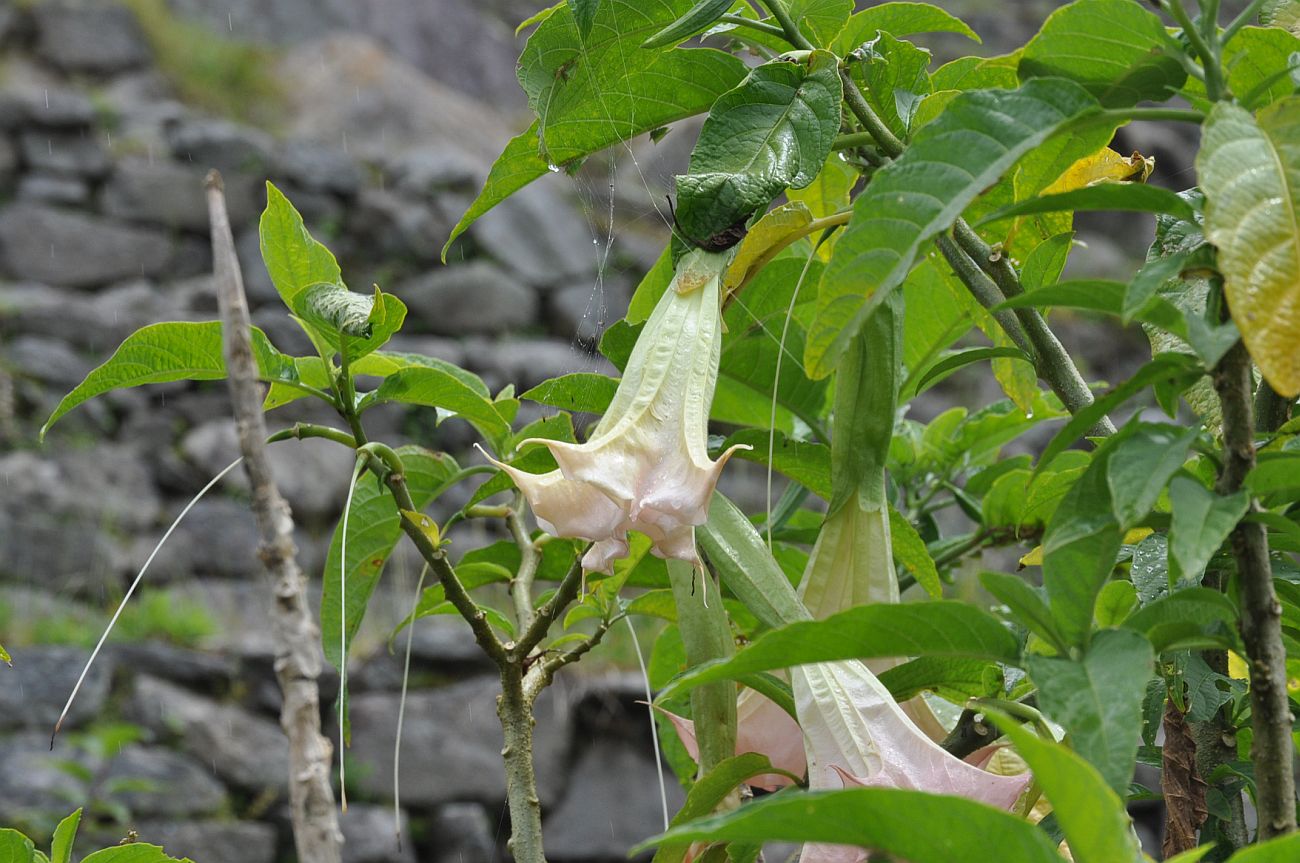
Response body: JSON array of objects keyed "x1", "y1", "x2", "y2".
[
  {"x1": 1163, "y1": 0, "x2": 1225, "y2": 100},
  {"x1": 756, "y1": 0, "x2": 813, "y2": 51},
  {"x1": 507, "y1": 495, "x2": 540, "y2": 633},
  {"x1": 1223, "y1": 0, "x2": 1269, "y2": 44},
  {"x1": 267, "y1": 423, "x2": 357, "y2": 448},
  {"x1": 515, "y1": 557, "x2": 586, "y2": 660},
  {"x1": 718, "y1": 13, "x2": 787, "y2": 39},
  {"x1": 934, "y1": 234, "x2": 1033, "y2": 355},
  {"x1": 832, "y1": 131, "x2": 880, "y2": 151}
]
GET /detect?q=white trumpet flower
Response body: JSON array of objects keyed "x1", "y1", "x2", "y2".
[{"x1": 489, "y1": 249, "x2": 747, "y2": 573}]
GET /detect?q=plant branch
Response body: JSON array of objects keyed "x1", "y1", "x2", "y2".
[
  {"x1": 1224, "y1": 0, "x2": 1269, "y2": 43},
  {"x1": 1255, "y1": 382, "x2": 1294, "y2": 433},
  {"x1": 498, "y1": 663, "x2": 546, "y2": 863},
  {"x1": 718, "y1": 13, "x2": 787, "y2": 39},
  {"x1": 267, "y1": 422, "x2": 357, "y2": 448},
  {"x1": 1163, "y1": 0, "x2": 1225, "y2": 100},
  {"x1": 1211, "y1": 337, "x2": 1297, "y2": 839},
  {"x1": 528, "y1": 616, "x2": 617, "y2": 698},
  {"x1": 832, "y1": 131, "x2": 880, "y2": 151},
  {"x1": 386, "y1": 472, "x2": 510, "y2": 667},
  {"x1": 516, "y1": 557, "x2": 586, "y2": 660},
  {"x1": 206, "y1": 170, "x2": 343, "y2": 863},
  {"x1": 757, "y1": 0, "x2": 813, "y2": 51},
  {"x1": 934, "y1": 235, "x2": 1033, "y2": 354},
  {"x1": 941, "y1": 708, "x2": 1001, "y2": 759}
]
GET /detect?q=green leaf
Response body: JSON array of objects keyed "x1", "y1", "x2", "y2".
[
  {"x1": 361, "y1": 366, "x2": 512, "y2": 447},
  {"x1": 978, "y1": 183, "x2": 1198, "y2": 226},
  {"x1": 0, "y1": 829, "x2": 35, "y2": 863},
  {"x1": 292, "y1": 285, "x2": 407, "y2": 361},
  {"x1": 981, "y1": 570, "x2": 1069, "y2": 654},
  {"x1": 642, "y1": 0, "x2": 732, "y2": 49},
  {"x1": 518, "y1": 0, "x2": 746, "y2": 167},
  {"x1": 1247, "y1": 452, "x2": 1300, "y2": 497},
  {"x1": 697, "y1": 494, "x2": 809, "y2": 630},
  {"x1": 1228, "y1": 832, "x2": 1300, "y2": 861},
  {"x1": 778, "y1": 0, "x2": 854, "y2": 48},
  {"x1": 80, "y1": 846, "x2": 192, "y2": 863},
  {"x1": 635, "y1": 788, "x2": 1062, "y2": 863},
  {"x1": 0, "y1": 641, "x2": 9, "y2": 665},
  {"x1": 653, "y1": 754, "x2": 783, "y2": 863},
  {"x1": 1225, "y1": 27, "x2": 1300, "y2": 110},
  {"x1": 352, "y1": 350, "x2": 490, "y2": 397},
  {"x1": 888, "y1": 506, "x2": 941, "y2": 598},
  {"x1": 849, "y1": 32, "x2": 932, "y2": 139},
  {"x1": 42, "y1": 322, "x2": 296, "y2": 438},
  {"x1": 660, "y1": 600, "x2": 1020, "y2": 697},
  {"x1": 1026, "y1": 628, "x2": 1154, "y2": 793},
  {"x1": 914, "y1": 346, "x2": 1030, "y2": 395},
  {"x1": 259, "y1": 181, "x2": 342, "y2": 309},
  {"x1": 1106, "y1": 423, "x2": 1198, "y2": 530},
  {"x1": 806, "y1": 78, "x2": 1100, "y2": 378},
  {"x1": 571, "y1": 0, "x2": 599, "y2": 39},
  {"x1": 720, "y1": 429, "x2": 830, "y2": 499},
  {"x1": 991, "y1": 715, "x2": 1141, "y2": 863},
  {"x1": 1199, "y1": 97, "x2": 1300, "y2": 397},
  {"x1": 321, "y1": 447, "x2": 459, "y2": 673},
  {"x1": 831, "y1": 2, "x2": 980, "y2": 55},
  {"x1": 877, "y1": 655, "x2": 994, "y2": 701},
  {"x1": 1018, "y1": 0, "x2": 1186, "y2": 107},
  {"x1": 1041, "y1": 444, "x2": 1121, "y2": 647},
  {"x1": 50, "y1": 809, "x2": 81, "y2": 863},
  {"x1": 1168, "y1": 476, "x2": 1250, "y2": 583},
  {"x1": 1124, "y1": 588, "x2": 1238, "y2": 654},
  {"x1": 675, "y1": 51, "x2": 843, "y2": 244},
  {"x1": 519, "y1": 373, "x2": 617, "y2": 414},
  {"x1": 441, "y1": 124, "x2": 552, "y2": 260}
]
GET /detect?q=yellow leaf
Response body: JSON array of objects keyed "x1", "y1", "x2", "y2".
[
  {"x1": 1199, "y1": 98, "x2": 1300, "y2": 397},
  {"x1": 723, "y1": 201, "x2": 813, "y2": 295},
  {"x1": 1019, "y1": 545, "x2": 1044, "y2": 568},
  {"x1": 1229, "y1": 651, "x2": 1248, "y2": 680},
  {"x1": 400, "y1": 509, "x2": 440, "y2": 546},
  {"x1": 1122, "y1": 527, "x2": 1154, "y2": 545},
  {"x1": 1043, "y1": 147, "x2": 1154, "y2": 195}
]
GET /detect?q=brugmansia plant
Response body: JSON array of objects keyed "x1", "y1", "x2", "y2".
[{"x1": 32, "y1": 0, "x2": 1300, "y2": 861}]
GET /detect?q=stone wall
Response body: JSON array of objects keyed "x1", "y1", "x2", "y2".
[{"x1": 0, "y1": 1, "x2": 694, "y2": 860}]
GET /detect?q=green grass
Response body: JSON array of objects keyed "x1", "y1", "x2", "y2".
[
  {"x1": 0, "y1": 590, "x2": 218, "y2": 649},
  {"x1": 121, "y1": 0, "x2": 284, "y2": 128}
]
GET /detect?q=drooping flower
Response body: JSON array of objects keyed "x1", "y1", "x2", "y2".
[
  {"x1": 487, "y1": 249, "x2": 746, "y2": 573},
  {"x1": 660, "y1": 687, "x2": 805, "y2": 792},
  {"x1": 794, "y1": 659, "x2": 1033, "y2": 863}
]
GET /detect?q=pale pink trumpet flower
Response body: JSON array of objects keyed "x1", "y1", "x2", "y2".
[{"x1": 486, "y1": 249, "x2": 747, "y2": 573}]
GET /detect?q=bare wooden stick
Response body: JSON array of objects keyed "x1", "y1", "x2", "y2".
[{"x1": 207, "y1": 170, "x2": 344, "y2": 863}]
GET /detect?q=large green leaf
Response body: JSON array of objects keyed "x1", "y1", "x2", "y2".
[
  {"x1": 321, "y1": 447, "x2": 460, "y2": 673},
  {"x1": 0, "y1": 830, "x2": 35, "y2": 863},
  {"x1": 80, "y1": 846, "x2": 192, "y2": 863},
  {"x1": 831, "y1": 2, "x2": 980, "y2": 55},
  {"x1": 1025, "y1": 628, "x2": 1154, "y2": 793},
  {"x1": 1123, "y1": 587, "x2": 1239, "y2": 653},
  {"x1": 1041, "y1": 443, "x2": 1121, "y2": 647},
  {"x1": 441, "y1": 124, "x2": 552, "y2": 259},
  {"x1": 992, "y1": 717, "x2": 1140, "y2": 863},
  {"x1": 849, "y1": 32, "x2": 932, "y2": 140},
  {"x1": 1198, "y1": 97, "x2": 1300, "y2": 397},
  {"x1": 1168, "y1": 476, "x2": 1250, "y2": 584},
  {"x1": 978, "y1": 183, "x2": 1198, "y2": 225},
  {"x1": 652, "y1": 754, "x2": 786, "y2": 863},
  {"x1": 259, "y1": 181, "x2": 342, "y2": 309},
  {"x1": 660, "y1": 600, "x2": 1020, "y2": 697},
  {"x1": 1225, "y1": 27, "x2": 1300, "y2": 110},
  {"x1": 1105, "y1": 423, "x2": 1198, "y2": 530},
  {"x1": 42, "y1": 322, "x2": 297, "y2": 438},
  {"x1": 518, "y1": 0, "x2": 745, "y2": 166},
  {"x1": 519, "y1": 373, "x2": 618, "y2": 414},
  {"x1": 1228, "y1": 833, "x2": 1300, "y2": 861},
  {"x1": 634, "y1": 788, "x2": 1063, "y2": 863},
  {"x1": 360, "y1": 366, "x2": 512, "y2": 447},
  {"x1": 806, "y1": 78, "x2": 1100, "y2": 378},
  {"x1": 719, "y1": 428, "x2": 830, "y2": 499},
  {"x1": 675, "y1": 51, "x2": 842, "y2": 244},
  {"x1": 1018, "y1": 0, "x2": 1185, "y2": 107},
  {"x1": 50, "y1": 809, "x2": 81, "y2": 863}
]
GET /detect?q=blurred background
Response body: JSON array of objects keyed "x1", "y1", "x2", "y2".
[{"x1": 0, "y1": 1, "x2": 1205, "y2": 860}]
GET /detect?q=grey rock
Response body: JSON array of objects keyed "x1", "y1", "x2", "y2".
[
  {"x1": 110, "y1": 642, "x2": 236, "y2": 690},
  {"x1": 104, "y1": 745, "x2": 228, "y2": 818},
  {"x1": 543, "y1": 738, "x2": 685, "y2": 861},
  {"x1": 4, "y1": 334, "x2": 90, "y2": 388},
  {"x1": 386, "y1": 147, "x2": 480, "y2": 196},
  {"x1": 0, "y1": 87, "x2": 96, "y2": 129},
  {"x1": 472, "y1": 182, "x2": 595, "y2": 289},
  {"x1": 471, "y1": 338, "x2": 605, "y2": 392},
  {"x1": 397, "y1": 262, "x2": 537, "y2": 336},
  {"x1": 0, "y1": 204, "x2": 172, "y2": 288},
  {"x1": 57, "y1": 444, "x2": 162, "y2": 531},
  {"x1": 548, "y1": 282, "x2": 629, "y2": 345},
  {"x1": 168, "y1": 118, "x2": 274, "y2": 175},
  {"x1": 33, "y1": 3, "x2": 151, "y2": 75},
  {"x1": 348, "y1": 187, "x2": 448, "y2": 261},
  {"x1": 0, "y1": 135, "x2": 17, "y2": 177},
  {"x1": 427, "y1": 803, "x2": 497, "y2": 863},
  {"x1": 341, "y1": 803, "x2": 416, "y2": 863},
  {"x1": 353, "y1": 616, "x2": 495, "y2": 690},
  {"x1": 17, "y1": 172, "x2": 90, "y2": 206},
  {"x1": 102, "y1": 159, "x2": 260, "y2": 231},
  {"x1": 0, "y1": 645, "x2": 113, "y2": 732},
  {"x1": 19, "y1": 129, "x2": 110, "y2": 178},
  {"x1": 237, "y1": 227, "x2": 279, "y2": 305},
  {"x1": 133, "y1": 820, "x2": 278, "y2": 863},
  {"x1": 348, "y1": 676, "x2": 573, "y2": 806},
  {"x1": 180, "y1": 419, "x2": 354, "y2": 524},
  {"x1": 275, "y1": 141, "x2": 362, "y2": 196},
  {"x1": 136, "y1": 497, "x2": 262, "y2": 580},
  {"x1": 130, "y1": 674, "x2": 290, "y2": 792},
  {"x1": 0, "y1": 731, "x2": 94, "y2": 814}
]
